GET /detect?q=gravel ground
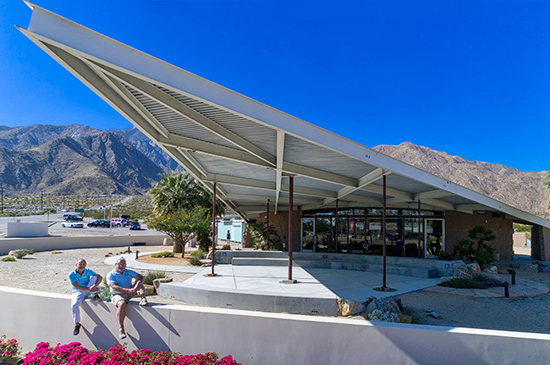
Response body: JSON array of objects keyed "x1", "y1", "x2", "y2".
[
  {"x1": 2, "y1": 245, "x2": 550, "y2": 333},
  {"x1": 0, "y1": 245, "x2": 194, "y2": 305}
]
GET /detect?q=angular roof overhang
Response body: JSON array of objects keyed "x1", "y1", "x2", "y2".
[{"x1": 18, "y1": 2, "x2": 550, "y2": 229}]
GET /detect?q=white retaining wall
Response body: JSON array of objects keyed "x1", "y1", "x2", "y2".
[
  {"x1": 0, "y1": 235, "x2": 172, "y2": 255},
  {"x1": 1, "y1": 286, "x2": 549, "y2": 364},
  {"x1": 6, "y1": 222, "x2": 49, "y2": 238}
]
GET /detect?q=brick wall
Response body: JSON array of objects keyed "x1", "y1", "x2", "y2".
[
  {"x1": 531, "y1": 225, "x2": 550, "y2": 261},
  {"x1": 256, "y1": 208, "x2": 302, "y2": 251},
  {"x1": 445, "y1": 210, "x2": 514, "y2": 261}
]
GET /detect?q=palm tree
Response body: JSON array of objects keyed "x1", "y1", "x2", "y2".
[{"x1": 149, "y1": 172, "x2": 224, "y2": 253}]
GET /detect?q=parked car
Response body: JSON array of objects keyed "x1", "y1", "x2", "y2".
[
  {"x1": 64, "y1": 214, "x2": 83, "y2": 221},
  {"x1": 87, "y1": 220, "x2": 110, "y2": 228},
  {"x1": 129, "y1": 221, "x2": 141, "y2": 230},
  {"x1": 111, "y1": 218, "x2": 127, "y2": 227},
  {"x1": 61, "y1": 221, "x2": 84, "y2": 228}
]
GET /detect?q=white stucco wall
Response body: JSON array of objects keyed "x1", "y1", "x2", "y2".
[
  {"x1": 0, "y1": 235, "x2": 172, "y2": 255},
  {"x1": 1, "y1": 286, "x2": 549, "y2": 364},
  {"x1": 6, "y1": 222, "x2": 48, "y2": 237}
]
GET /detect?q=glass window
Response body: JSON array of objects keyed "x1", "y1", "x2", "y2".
[
  {"x1": 302, "y1": 218, "x2": 314, "y2": 251},
  {"x1": 316, "y1": 217, "x2": 333, "y2": 252}
]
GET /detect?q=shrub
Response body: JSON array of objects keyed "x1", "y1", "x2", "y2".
[
  {"x1": 151, "y1": 251, "x2": 174, "y2": 258},
  {"x1": 190, "y1": 250, "x2": 207, "y2": 258},
  {"x1": 438, "y1": 275, "x2": 504, "y2": 289},
  {"x1": 0, "y1": 335, "x2": 20, "y2": 365},
  {"x1": 100, "y1": 277, "x2": 111, "y2": 299},
  {"x1": 22, "y1": 341, "x2": 241, "y2": 365},
  {"x1": 10, "y1": 249, "x2": 30, "y2": 259},
  {"x1": 439, "y1": 277, "x2": 487, "y2": 289},
  {"x1": 221, "y1": 244, "x2": 231, "y2": 250},
  {"x1": 143, "y1": 271, "x2": 167, "y2": 285},
  {"x1": 189, "y1": 255, "x2": 203, "y2": 266},
  {"x1": 1, "y1": 257, "x2": 16, "y2": 262}
]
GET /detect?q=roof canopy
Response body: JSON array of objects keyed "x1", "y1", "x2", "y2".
[{"x1": 19, "y1": 2, "x2": 550, "y2": 229}]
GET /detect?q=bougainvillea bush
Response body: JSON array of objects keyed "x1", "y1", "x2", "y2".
[
  {"x1": 22, "y1": 342, "x2": 242, "y2": 365},
  {"x1": 0, "y1": 335, "x2": 21, "y2": 365}
]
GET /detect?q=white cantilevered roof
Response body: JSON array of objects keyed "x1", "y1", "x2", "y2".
[{"x1": 18, "y1": 2, "x2": 550, "y2": 229}]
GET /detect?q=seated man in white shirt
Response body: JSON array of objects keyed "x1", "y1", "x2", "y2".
[
  {"x1": 107, "y1": 257, "x2": 148, "y2": 339},
  {"x1": 68, "y1": 259, "x2": 103, "y2": 336}
]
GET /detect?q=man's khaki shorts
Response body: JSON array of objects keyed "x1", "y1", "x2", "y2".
[{"x1": 112, "y1": 293, "x2": 135, "y2": 306}]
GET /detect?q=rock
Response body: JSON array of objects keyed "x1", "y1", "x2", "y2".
[
  {"x1": 397, "y1": 313, "x2": 413, "y2": 324},
  {"x1": 152, "y1": 278, "x2": 173, "y2": 290},
  {"x1": 483, "y1": 266, "x2": 498, "y2": 274},
  {"x1": 337, "y1": 298, "x2": 366, "y2": 316},
  {"x1": 143, "y1": 284, "x2": 155, "y2": 295},
  {"x1": 427, "y1": 311, "x2": 441, "y2": 319},
  {"x1": 366, "y1": 297, "x2": 401, "y2": 315},
  {"x1": 451, "y1": 260, "x2": 467, "y2": 276}
]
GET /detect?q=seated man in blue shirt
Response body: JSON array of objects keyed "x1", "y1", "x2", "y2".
[
  {"x1": 107, "y1": 257, "x2": 148, "y2": 339},
  {"x1": 69, "y1": 259, "x2": 103, "y2": 336}
]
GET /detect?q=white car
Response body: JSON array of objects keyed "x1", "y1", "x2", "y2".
[
  {"x1": 110, "y1": 218, "x2": 127, "y2": 227},
  {"x1": 61, "y1": 221, "x2": 84, "y2": 228}
]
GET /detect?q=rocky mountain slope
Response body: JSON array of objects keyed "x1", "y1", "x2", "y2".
[
  {"x1": 0, "y1": 124, "x2": 547, "y2": 218},
  {"x1": 373, "y1": 142, "x2": 549, "y2": 217},
  {"x1": 0, "y1": 127, "x2": 164, "y2": 195},
  {"x1": 112, "y1": 127, "x2": 183, "y2": 172}
]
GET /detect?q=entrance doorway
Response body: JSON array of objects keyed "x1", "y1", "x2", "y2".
[{"x1": 425, "y1": 218, "x2": 444, "y2": 258}]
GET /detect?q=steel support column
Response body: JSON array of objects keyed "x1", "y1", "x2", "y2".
[
  {"x1": 288, "y1": 176, "x2": 294, "y2": 281},
  {"x1": 382, "y1": 175, "x2": 387, "y2": 289},
  {"x1": 210, "y1": 182, "x2": 217, "y2": 276}
]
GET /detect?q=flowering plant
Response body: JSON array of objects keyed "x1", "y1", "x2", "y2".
[
  {"x1": 22, "y1": 342, "x2": 241, "y2": 365},
  {"x1": 0, "y1": 335, "x2": 21, "y2": 365}
]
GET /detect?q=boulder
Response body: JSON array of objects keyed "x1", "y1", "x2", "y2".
[
  {"x1": 397, "y1": 313, "x2": 413, "y2": 324},
  {"x1": 337, "y1": 298, "x2": 365, "y2": 317},
  {"x1": 439, "y1": 276, "x2": 454, "y2": 283},
  {"x1": 143, "y1": 284, "x2": 155, "y2": 296},
  {"x1": 483, "y1": 266, "x2": 498, "y2": 274},
  {"x1": 365, "y1": 297, "x2": 401, "y2": 315},
  {"x1": 152, "y1": 278, "x2": 173, "y2": 290}
]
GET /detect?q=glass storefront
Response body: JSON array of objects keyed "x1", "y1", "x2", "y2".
[{"x1": 301, "y1": 208, "x2": 443, "y2": 258}]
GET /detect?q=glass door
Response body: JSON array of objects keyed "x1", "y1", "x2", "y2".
[
  {"x1": 424, "y1": 218, "x2": 444, "y2": 258},
  {"x1": 301, "y1": 218, "x2": 314, "y2": 251}
]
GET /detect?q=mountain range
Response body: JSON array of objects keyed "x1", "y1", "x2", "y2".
[{"x1": 0, "y1": 124, "x2": 548, "y2": 218}]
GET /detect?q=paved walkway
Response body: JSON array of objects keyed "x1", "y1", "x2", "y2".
[{"x1": 106, "y1": 252, "x2": 549, "y2": 302}]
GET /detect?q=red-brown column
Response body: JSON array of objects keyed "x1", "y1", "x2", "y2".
[
  {"x1": 211, "y1": 182, "x2": 217, "y2": 276},
  {"x1": 288, "y1": 176, "x2": 294, "y2": 281},
  {"x1": 382, "y1": 175, "x2": 387, "y2": 289}
]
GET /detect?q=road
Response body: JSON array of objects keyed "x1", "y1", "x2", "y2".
[{"x1": 0, "y1": 212, "x2": 165, "y2": 238}]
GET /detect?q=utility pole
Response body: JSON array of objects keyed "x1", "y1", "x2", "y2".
[{"x1": 1, "y1": 184, "x2": 4, "y2": 214}]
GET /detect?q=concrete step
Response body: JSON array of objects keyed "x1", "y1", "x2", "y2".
[
  {"x1": 232, "y1": 257, "x2": 295, "y2": 266},
  {"x1": 157, "y1": 282, "x2": 339, "y2": 316}
]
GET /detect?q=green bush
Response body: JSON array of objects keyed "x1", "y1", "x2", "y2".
[
  {"x1": 151, "y1": 251, "x2": 174, "y2": 258},
  {"x1": 10, "y1": 249, "x2": 30, "y2": 259},
  {"x1": 1, "y1": 257, "x2": 16, "y2": 262},
  {"x1": 190, "y1": 250, "x2": 207, "y2": 258},
  {"x1": 143, "y1": 271, "x2": 168, "y2": 285},
  {"x1": 438, "y1": 277, "x2": 487, "y2": 289},
  {"x1": 438, "y1": 275, "x2": 504, "y2": 289},
  {"x1": 189, "y1": 255, "x2": 203, "y2": 266},
  {"x1": 100, "y1": 277, "x2": 111, "y2": 299}
]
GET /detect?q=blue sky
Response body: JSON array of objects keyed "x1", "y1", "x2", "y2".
[{"x1": 0, "y1": 0, "x2": 549, "y2": 172}]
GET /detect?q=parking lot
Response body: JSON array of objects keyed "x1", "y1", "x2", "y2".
[{"x1": 0, "y1": 213, "x2": 165, "y2": 238}]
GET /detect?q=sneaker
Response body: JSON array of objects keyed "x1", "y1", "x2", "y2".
[
  {"x1": 139, "y1": 298, "x2": 149, "y2": 307},
  {"x1": 73, "y1": 324, "x2": 81, "y2": 336},
  {"x1": 119, "y1": 328, "x2": 126, "y2": 339},
  {"x1": 93, "y1": 294, "x2": 102, "y2": 302}
]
